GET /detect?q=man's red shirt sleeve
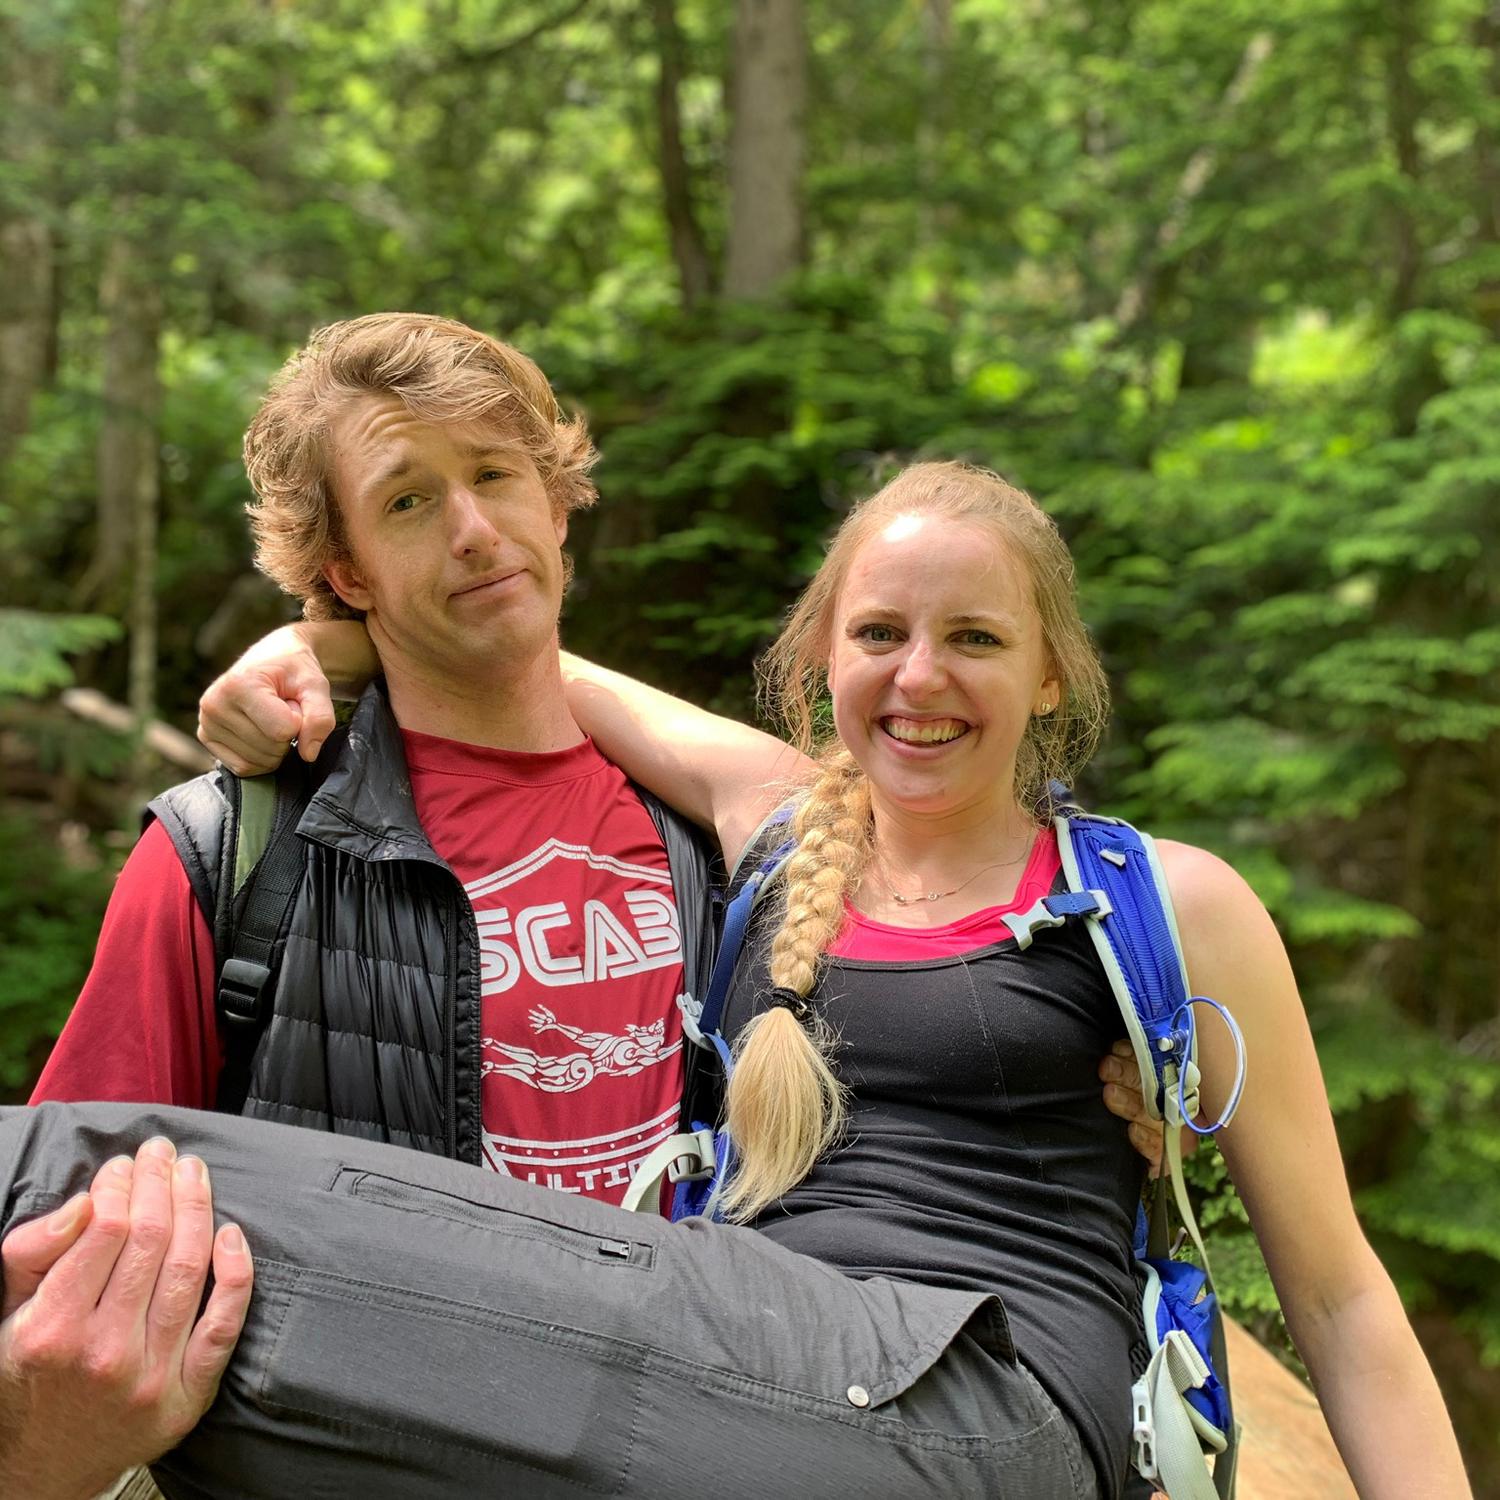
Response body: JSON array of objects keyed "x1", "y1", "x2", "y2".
[{"x1": 29, "y1": 820, "x2": 222, "y2": 1109}]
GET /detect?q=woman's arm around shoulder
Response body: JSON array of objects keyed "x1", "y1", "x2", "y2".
[
  {"x1": 1156, "y1": 840, "x2": 1470, "y2": 1500},
  {"x1": 562, "y1": 653, "x2": 812, "y2": 866},
  {"x1": 197, "y1": 621, "x2": 375, "y2": 772}
]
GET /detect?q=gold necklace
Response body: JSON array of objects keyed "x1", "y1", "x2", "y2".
[{"x1": 880, "y1": 836, "x2": 1034, "y2": 906}]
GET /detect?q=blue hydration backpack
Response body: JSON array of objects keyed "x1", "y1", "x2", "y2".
[{"x1": 623, "y1": 800, "x2": 1247, "y2": 1500}]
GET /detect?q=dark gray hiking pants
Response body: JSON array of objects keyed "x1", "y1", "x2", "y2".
[{"x1": 0, "y1": 1103, "x2": 1097, "y2": 1500}]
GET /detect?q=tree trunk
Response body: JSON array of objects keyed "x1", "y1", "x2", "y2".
[
  {"x1": 917, "y1": 0, "x2": 957, "y2": 317},
  {"x1": 1490, "y1": 736, "x2": 1500, "y2": 1036},
  {"x1": 651, "y1": 0, "x2": 713, "y2": 309},
  {"x1": 0, "y1": 13, "x2": 61, "y2": 470},
  {"x1": 126, "y1": 282, "x2": 162, "y2": 746},
  {"x1": 1385, "y1": 2, "x2": 1423, "y2": 320},
  {"x1": 78, "y1": 0, "x2": 164, "y2": 616},
  {"x1": 1393, "y1": 746, "x2": 1440, "y2": 1017},
  {"x1": 83, "y1": 242, "x2": 163, "y2": 614},
  {"x1": 723, "y1": 0, "x2": 806, "y2": 300},
  {"x1": 1384, "y1": 6, "x2": 1442, "y2": 433},
  {"x1": 1469, "y1": 4, "x2": 1500, "y2": 331},
  {"x1": 1473, "y1": 6, "x2": 1500, "y2": 238},
  {"x1": 1114, "y1": 34, "x2": 1273, "y2": 332}
]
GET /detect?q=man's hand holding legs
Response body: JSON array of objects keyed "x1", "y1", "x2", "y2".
[{"x1": 0, "y1": 1139, "x2": 253, "y2": 1500}]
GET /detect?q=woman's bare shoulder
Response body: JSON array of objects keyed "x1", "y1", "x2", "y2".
[{"x1": 1154, "y1": 837, "x2": 1266, "y2": 930}]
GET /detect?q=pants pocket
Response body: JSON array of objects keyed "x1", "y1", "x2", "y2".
[
  {"x1": 241, "y1": 1258, "x2": 646, "y2": 1496},
  {"x1": 1015, "y1": 1361, "x2": 1098, "y2": 1500},
  {"x1": 329, "y1": 1166, "x2": 656, "y2": 1269}
]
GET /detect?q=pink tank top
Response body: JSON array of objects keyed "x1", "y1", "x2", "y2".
[{"x1": 829, "y1": 827, "x2": 1061, "y2": 961}]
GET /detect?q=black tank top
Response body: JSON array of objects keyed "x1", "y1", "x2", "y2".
[{"x1": 722, "y1": 905, "x2": 1146, "y2": 1499}]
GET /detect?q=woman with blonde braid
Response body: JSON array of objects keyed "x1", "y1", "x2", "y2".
[
  {"x1": 561, "y1": 463, "x2": 1464, "y2": 1498},
  {"x1": 28, "y1": 461, "x2": 1465, "y2": 1498}
]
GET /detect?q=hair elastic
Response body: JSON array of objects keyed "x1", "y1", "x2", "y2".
[{"x1": 768, "y1": 987, "x2": 815, "y2": 1026}]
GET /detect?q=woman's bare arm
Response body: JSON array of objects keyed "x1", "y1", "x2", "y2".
[
  {"x1": 561, "y1": 653, "x2": 811, "y2": 865},
  {"x1": 196, "y1": 624, "x2": 810, "y2": 867},
  {"x1": 1161, "y1": 841, "x2": 1470, "y2": 1500},
  {"x1": 197, "y1": 621, "x2": 374, "y2": 770}
]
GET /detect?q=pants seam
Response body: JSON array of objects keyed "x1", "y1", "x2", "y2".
[{"x1": 643, "y1": 1349, "x2": 1060, "y2": 1456}]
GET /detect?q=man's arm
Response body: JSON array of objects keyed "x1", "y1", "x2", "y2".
[
  {"x1": 31, "y1": 821, "x2": 221, "y2": 1110},
  {"x1": 6, "y1": 822, "x2": 249, "y2": 1496},
  {"x1": 0, "y1": 1141, "x2": 252, "y2": 1500}
]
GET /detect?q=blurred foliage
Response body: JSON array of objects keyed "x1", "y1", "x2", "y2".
[
  {"x1": 0, "y1": 610, "x2": 121, "y2": 697},
  {"x1": 0, "y1": 812, "x2": 112, "y2": 1097},
  {"x1": 2, "y1": 0, "x2": 1499, "y2": 1478},
  {"x1": 0, "y1": 611, "x2": 126, "y2": 1097}
]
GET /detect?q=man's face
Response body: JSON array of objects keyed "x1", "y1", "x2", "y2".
[{"x1": 323, "y1": 395, "x2": 567, "y2": 682}]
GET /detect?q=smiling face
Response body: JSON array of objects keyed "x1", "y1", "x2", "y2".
[
  {"x1": 322, "y1": 394, "x2": 568, "y2": 686},
  {"x1": 828, "y1": 513, "x2": 1059, "y2": 823}
]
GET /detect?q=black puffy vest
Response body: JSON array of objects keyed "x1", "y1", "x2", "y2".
[{"x1": 146, "y1": 685, "x2": 717, "y2": 1165}]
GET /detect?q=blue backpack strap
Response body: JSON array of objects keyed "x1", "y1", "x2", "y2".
[
  {"x1": 686, "y1": 801, "x2": 799, "y2": 1060},
  {"x1": 1055, "y1": 812, "x2": 1246, "y2": 1500},
  {"x1": 625, "y1": 803, "x2": 799, "y2": 1221},
  {"x1": 1055, "y1": 813, "x2": 1246, "y2": 1133}
]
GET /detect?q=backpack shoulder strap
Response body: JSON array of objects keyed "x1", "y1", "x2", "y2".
[
  {"x1": 691, "y1": 800, "x2": 799, "y2": 1054},
  {"x1": 723, "y1": 797, "x2": 800, "y2": 897},
  {"x1": 631, "y1": 784, "x2": 717, "y2": 1022},
  {"x1": 1055, "y1": 811, "x2": 1215, "y2": 1261},
  {"x1": 1054, "y1": 812, "x2": 1247, "y2": 1138},
  {"x1": 1055, "y1": 813, "x2": 1195, "y2": 1121},
  {"x1": 1055, "y1": 811, "x2": 1246, "y2": 1500},
  {"x1": 144, "y1": 769, "x2": 234, "y2": 930},
  {"x1": 214, "y1": 760, "x2": 318, "y2": 1114}
]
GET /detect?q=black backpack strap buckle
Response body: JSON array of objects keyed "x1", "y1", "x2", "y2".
[{"x1": 218, "y1": 956, "x2": 274, "y2": 1028}]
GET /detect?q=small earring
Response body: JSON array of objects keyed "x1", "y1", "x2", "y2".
[{"x1": 1036, "y1": 702, "x2": 1054, "y2": 716}]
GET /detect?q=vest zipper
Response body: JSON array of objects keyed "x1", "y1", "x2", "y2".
[
  {"x1": 455, "y1": 886, "x2": 482, "y2": 1164},
  {"x1": 443, "y1": 879, "x2": 463, "y2": 1162}
]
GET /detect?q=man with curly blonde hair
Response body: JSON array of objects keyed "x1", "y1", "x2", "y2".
[
  {"x1": 38, "y1": 308, "x2": 715, "y2": 1191},
  {"x1": 244, "y1": 312, "x2": 600, "y2": 624},
  {"x1": 10, "y1": 313, "x2": 722, "y2": 1498}
]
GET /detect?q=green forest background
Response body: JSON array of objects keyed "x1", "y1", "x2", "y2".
[{"x1": 2, "y1": 0, "x2": 1498, "y2": 1484}]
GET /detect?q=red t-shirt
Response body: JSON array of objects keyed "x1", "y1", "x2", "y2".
[{"x1": 32, "y1": 731, "x2": 687, "y2": 1209}]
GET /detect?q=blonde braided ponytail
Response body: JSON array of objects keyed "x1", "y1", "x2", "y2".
[{"x1": 720, "y1": 749, "x2": 872, "y2": 1221}]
